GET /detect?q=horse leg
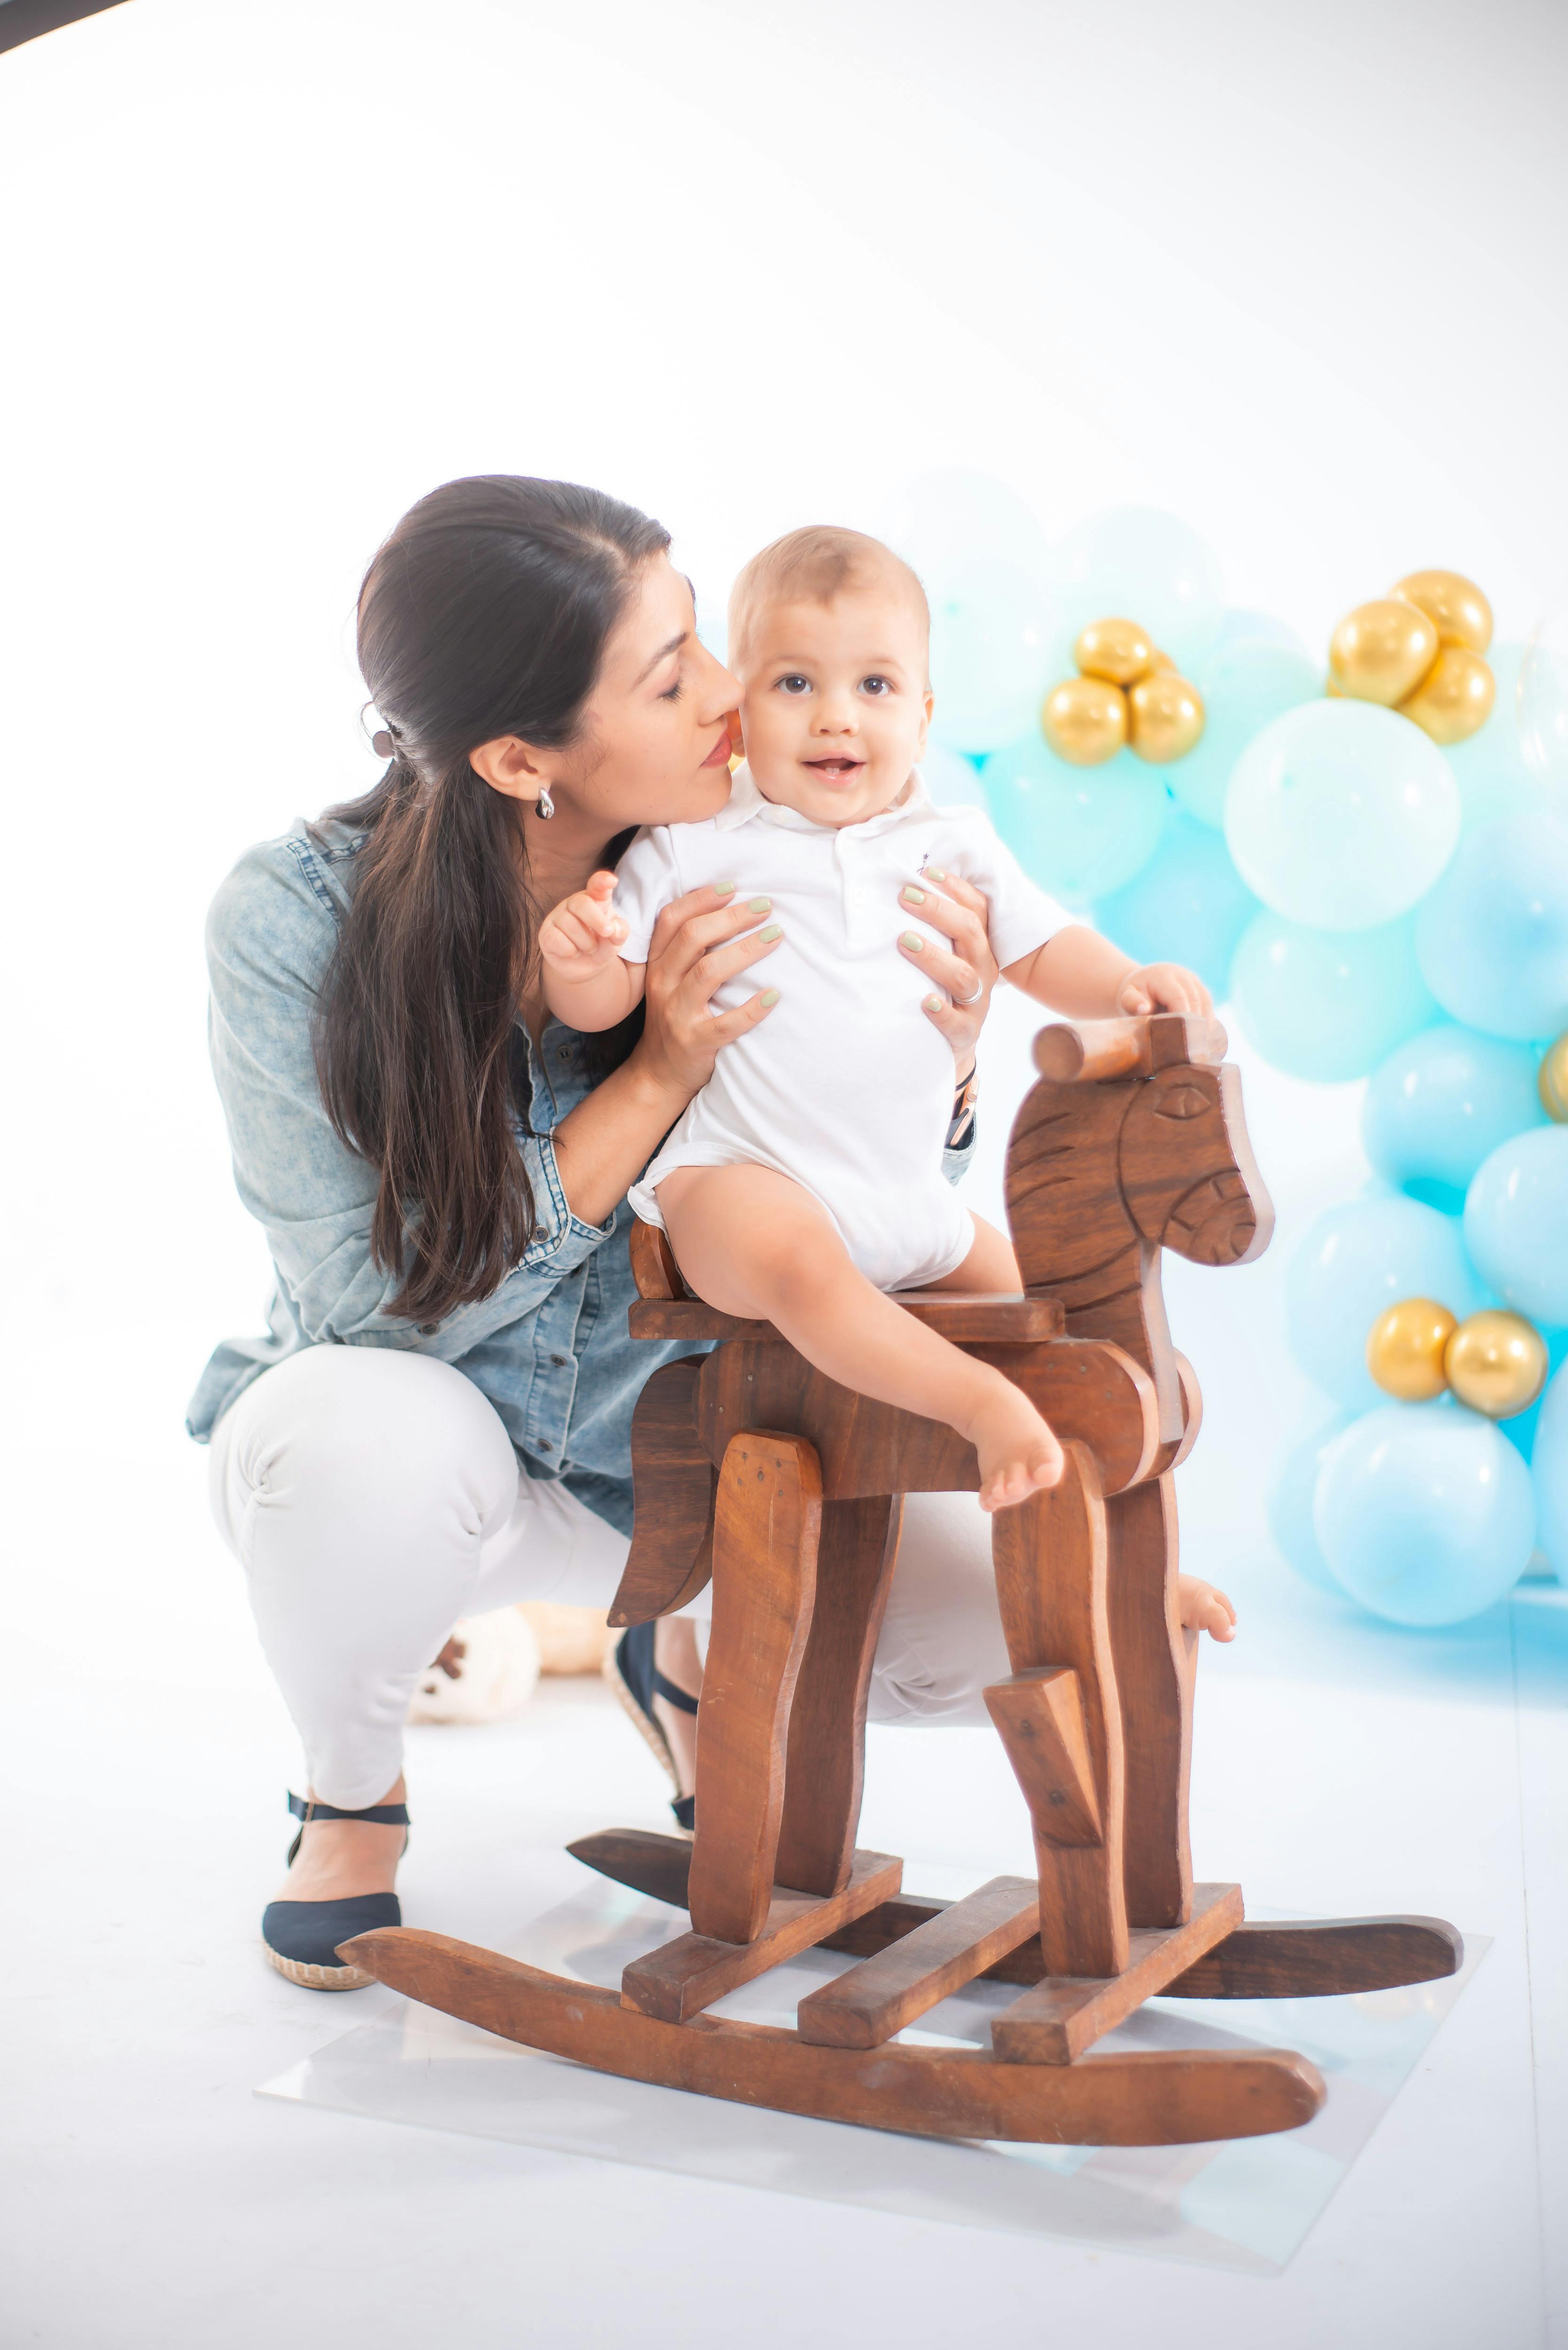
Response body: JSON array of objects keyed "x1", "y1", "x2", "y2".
[{"x1": 1105, "y1": 1473, "x2": 1194, "y2": 1928}]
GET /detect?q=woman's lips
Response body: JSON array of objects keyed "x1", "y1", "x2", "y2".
[{"x1": 701, "y1": 728, "x2": 733, "y2": 768}]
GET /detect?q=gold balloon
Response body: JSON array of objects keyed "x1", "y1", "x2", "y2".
[
  {"x1": 1075, "y1": 618, "x2": 1156, "y2": 686},
  {"x1": 1538, "y1": 1032, "x2": 1568, "y2": 1121},
  {"x1": 1042, "y1": 675, "x2": 1127, "y2": 765},
  {"x1": 1366, "y1": 1297, "x2": 1457, "y2": 1401},
  {"x1": 1148, "y1": 649, "x2": 1177, "y2": 672},
  {"x1": 1391, "y1": 569, "x2": 1493, "y2": 655},
  {"x1": 1397, "y1": 645, "x2": 1496, "y2": 745},
  {"x1": 1444, "y1": 1310, "x2": 1548, "y2": 1419},
  {"x1": 1126, "y1": 670, "x2": 1205, "y2": 764},
  {"x1": 1329, "y1": 600, "x2": 1441, "y2": 706}
]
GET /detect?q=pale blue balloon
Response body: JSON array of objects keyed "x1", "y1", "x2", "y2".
[
  {"x1": 1092, "y1": 808, "x2": 1259, "y2": 998},
  {"x1": 1169, "y1": 639, "x2": 1323, "y2": 828},
  {"x1": 1444, "y1": 645, "x2": 1545, "y2": 834},
  {"x1": 1362, "y1": 1022, "x2": 1546, "y2": 1214},
  {"x1": 928, "y1": 558, "x2": 1060, "y2": 755},
  {"x1": 980, "y1": 734, "x2": 1167, "y2": 907},
  {"x1": 1053, "y1": 508, "x2": 1225, "y2": 673},
  {"x1": 1267, "y1": 1409, "x2": 1358, "y2": 1594},
  {"x1": 1528, "y1": 1360, "x2": 1568, "y2": 1579},
  {"x1": 1499, "y1": 1326, "x2": 1568, "y2": 1465},
  {"x1": 921, "y1": 742, "x2": 988, "y2": 811},
  {"x1": 1315, "y1": 1400, "x2": 1535, "y2": 1625},
  {"x1": 1225, "y1": 700, "x2": 1460, "y2": 931},
  {"x1": 1285, "y1": 1191, "x2": 1488, "y2": 1410},
  {"x1": 1414, "y1": 812, "x2": 1568, "y2": 1041},
  {"x1": 880, "y1": 468, "x2": 1053, "y2": 585},
  {"x1": 1230, "y1": 911, "x2": 1437, "y2": 1083},
  {"x1": 1464, "y1": 1125, "x2": 1568, "y2": 1326},
  {"x1": 1214, "y1": 609, "x2": 1313, "y2": 661}
]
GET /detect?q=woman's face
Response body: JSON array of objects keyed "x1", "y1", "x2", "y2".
[{"x1": 557, "y1": 554, "x2": 739, "y2": 833}]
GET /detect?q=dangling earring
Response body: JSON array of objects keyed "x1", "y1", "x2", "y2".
[{"x1": 536, "y1": 783, "x2": 556, "y2": 821}]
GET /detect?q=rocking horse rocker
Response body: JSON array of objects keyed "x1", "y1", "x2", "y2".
[{"x1": 344, "y1": 1012, "x2": 1462, "y2": 2149}]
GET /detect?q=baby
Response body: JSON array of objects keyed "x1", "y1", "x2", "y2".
[{"x1": 540, "y1": 527, "x2": 1235, "y2": 1633}]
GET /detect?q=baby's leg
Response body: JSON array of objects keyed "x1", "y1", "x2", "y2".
[
  {"x1": 1178, "y1": 1576, "x2": 1237, "y2": 1642},
  {"x1": 655, "y1": 1167, "x2": 1064, "y2": 1511}
]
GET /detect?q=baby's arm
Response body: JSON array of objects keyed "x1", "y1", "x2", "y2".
[
  {"x1": 1002, "y1": 926, "x2": 1212, "y2": 1020},
  {"x1": 538, "y1": 870, "x2": 647, "y2": 1034}
]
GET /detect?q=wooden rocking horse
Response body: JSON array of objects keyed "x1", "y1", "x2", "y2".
[{"x1": 343, "y1": 1012, "x2": 1462, "y2": 2148}]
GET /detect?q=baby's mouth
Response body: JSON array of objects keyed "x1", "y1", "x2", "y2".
[{"x1": 805, "y1": 757, "x2": 865, "y2": 784}]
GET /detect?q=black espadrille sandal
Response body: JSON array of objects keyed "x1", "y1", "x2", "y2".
[
  {"x1": 261, "y1": 1792, "x2": 410, "y2": 1991},
  {"x1": 602, "y1": 1624, "x2": 697, "y2": 1834}
]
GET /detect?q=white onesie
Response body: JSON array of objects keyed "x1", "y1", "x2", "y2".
[{"x1": 617, "y1": 764, "x2": 1069, "y2": 1292}]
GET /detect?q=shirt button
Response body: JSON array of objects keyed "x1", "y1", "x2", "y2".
[
  {"x1": 557, "y1": 1045, "x2": 573, "y2": 1062},
  {"x1": 550, "y1": 1353, "x2": 569, "y2": 1368},
  {"x1": 537, "y1": 1439, "x2": 553, "y2": 1451},
  {"x1": 419, "y1": 1323, "x2": 438, "y2": 1336}
]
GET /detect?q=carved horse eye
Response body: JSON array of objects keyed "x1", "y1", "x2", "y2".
[{"x1": 1154, "y1": 1085, "x2": 1211, "y2": 1120}]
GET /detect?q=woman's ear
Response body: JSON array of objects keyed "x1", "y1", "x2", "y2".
[{"x1": 469, "y1": 734, "x2": 552, "y2": 804}]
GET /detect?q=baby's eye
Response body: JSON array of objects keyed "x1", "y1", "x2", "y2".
[
  {"x1": 776, "y1": 674, "x2": 811, "y2": 696},
  {"x1": 860, "y1": 675, "x2": 893, "y2": 696}
]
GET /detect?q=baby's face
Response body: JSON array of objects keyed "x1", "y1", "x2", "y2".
[{"x1": 737, "y1": 591, "x2": 933, "y2": 830}]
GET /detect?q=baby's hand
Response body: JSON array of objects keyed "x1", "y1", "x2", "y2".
[
  {"x1": 538, "y1": 870, "x2": 629, "y2": 980},
  {"x1": 1117, "y1": 961, "x2": 1213, "y2": 1017}
]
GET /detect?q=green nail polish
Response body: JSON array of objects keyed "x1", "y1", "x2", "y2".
[
  {"x1": 759, "y1": 922, "x2": 782, "y2": 941},
  {"x1": 748, "y1": 895, "x2": 771, "y2": 912},
  {"x1": 712, "y1": 879, "x2": 737, "y2": 895},
  {"x1": 903, "y1": 886, "x2": 926, "y2": 903},
  {"x1": 923, "y1": 994, "x2": 942, "y2": 1012},
  {"x1": 760, "y1": 988, "x2": 780, "y2": 1007},
  {"x1": 901, "y1": 931, "x2": 923, "y2": 951},
  {"x1": 926, "y1": 866, "x2": 945, "y2": 881}
]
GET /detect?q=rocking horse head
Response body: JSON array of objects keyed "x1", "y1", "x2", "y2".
[{"x1": 1004, "y1": 1012, "x2": 1273, "y2": 1359}]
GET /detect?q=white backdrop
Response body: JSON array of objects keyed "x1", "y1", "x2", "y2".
[{"x1": 3, "y1": 0, "x2": 1565, "y2": 1688}]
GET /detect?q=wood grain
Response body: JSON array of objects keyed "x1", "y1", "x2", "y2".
[
  {"x1": 991, "y1": 1443, "x2": 1129, "y2": 1980},
  {"x1": 1105, "y1": 1473, "x2": 1193, "y2": 1928},
  {"x1": 983, "y1": 1671, "x2": 1103, "y2": 1847},
  {"x1": 629, "y1": 1292, "x2": 1067, "y2": 1345},
  {"x1": 629, "y1": 1218, "x2": 688, "y2": 1300},
  {"x1": 991, "y1": 1883, "x2": 1244, "y2": 2065},
  {"x1": 796, "y1": 1876, "x2": 1040, "y2": 2049},
  {"x1": 608, "y1": 1356, "x2": 716, "y2": 1628},
  {"x1": 773, "y1": 1496, "x2": 903, "y2": 1898},
  {"x1": 687, "y1": 1433, "x2": 822, "y2": 1944},
  {"x1": 621, "y1": 1849, "x2": 904, "y2": 2023},
  {"x1": 341, "y1": 1926, "x2": 1327, "y2": 2146}
]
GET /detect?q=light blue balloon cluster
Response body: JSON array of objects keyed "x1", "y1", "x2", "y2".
[{"x1": 893, "y1": 476, "x2": 1568, "y2": 1631}]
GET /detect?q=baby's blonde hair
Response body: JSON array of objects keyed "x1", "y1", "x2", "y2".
[{"x1": 726, "y1": 525, "x2": 929, "y2": 677}]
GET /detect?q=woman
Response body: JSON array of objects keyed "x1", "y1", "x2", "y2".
[{"x1": 189, "y1": 476, "x2": 1012, "y2": 1990}]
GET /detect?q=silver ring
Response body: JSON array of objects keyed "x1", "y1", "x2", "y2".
[{"x1": 957, "y1": 981, "x2": 985, "y2": 1006}]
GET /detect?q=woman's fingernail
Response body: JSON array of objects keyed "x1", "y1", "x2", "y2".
[
  {"x1": 759, "y1": 922, "x2": 783, "y2": 941},
  {"x1": 923, "y1": 993, "x2": 943, "y2": 1012},
  {"x1": 903, "y1": 886, "x2": 926, "y2": 904},
  {"x1": 901, "y1": 932, "x2": 924, "y2": 952},
  {"x1": 760, "y1": 988, "x2": 780, "y2": 1007},
  {"x1": 926, "y1": 866, "x2": 945, "y2": 881},
  {"x1": 748, "y1": 895, "x2": 771, "y2": 912},
  {"x1": 712, "y1": 879, "x2": 737, "y2": 896}
]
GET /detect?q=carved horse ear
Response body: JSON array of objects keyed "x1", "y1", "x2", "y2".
[{"x1": 1033, "y1": 1013, "x2": 1228, "y2": 1084}]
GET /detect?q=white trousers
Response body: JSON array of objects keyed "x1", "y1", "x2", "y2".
[{"x1": 209, "y1": 1347, "x2": 1011, "y2": 1808}]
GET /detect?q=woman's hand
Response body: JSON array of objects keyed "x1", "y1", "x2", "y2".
[
  {"x1": 896, "y1": 869, "x2": 999, "y2": 1076},
  {"x1": 635, "y1": 883, "x2": 783, "y2": 1104}
]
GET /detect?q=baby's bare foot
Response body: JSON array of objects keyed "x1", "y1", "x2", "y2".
[
  {"x1": 1178, "y1": 1574, "x2": 1237, "y2": 1642},
  {"x1": 969, "y1": 1382, "x2": 1065, "y2": 1512}
]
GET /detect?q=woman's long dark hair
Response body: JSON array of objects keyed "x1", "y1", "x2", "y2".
[{"x1": 312, "y1": 475, "x2": 670, "y2": 1323}]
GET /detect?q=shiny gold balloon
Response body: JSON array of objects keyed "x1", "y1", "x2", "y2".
[
  {"x1": 1329, "y1": 600, "x2": 1441, "y2": 706},
  {"x1": 1397, "y1": 645, "x2": 1496, "y2": 745},
  {"x1": 1075, "y1": 618, "x2": 1156, "y2": 686},
  {"x1": 1149, "y1": 649, "x2": 1177, "y2": 672},
  {"x1": 1042, "y1": 675, "x2": 1127, "y2": 765},
  {"x1": 1538, "y1": 1032, "x2": 1568, "y2": 1121},
  {"x1": 1391, "y1": 569, "x2": 1493, "y2": 655},
  {"x1": 1126, "y1": 670, "x2": 1205, "y2": 763},
  {"x1": 1366, "y1": 1297, "x2": 1458, "y2": 1401},
  {"x1": 1444, "y1": 1310, "x2": 1548, "y2": 1419}
]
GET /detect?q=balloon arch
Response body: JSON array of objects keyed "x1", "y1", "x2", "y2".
[{"x1": 879, "y1": 472, "x2": 1568, "y2": 1629}]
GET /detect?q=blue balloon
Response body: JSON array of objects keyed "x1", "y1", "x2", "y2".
[
  {"x1": 1092, "y1": 809, "x2": 1260, "y2": 998},
  {"x1": 1285, "y1": 1191, "x2": 1488, "y2": 1409},
  {"x1": 928, "y1": 558, "x2": 1060, "y2": 755},
  {"x1": 980, "y1": 734, "x2": 1167, "y2": 907},
  {"x1": 1230, "y1": 911, "x2": 1437, "y2": 1083},
  {"x1": 1053, "y1": 508, "x2": 1225, "y2": 673},
  {"x1": 1213, "y1": 609, "x2": 1313, "y2": 660},
  {"x1": 1362, "y1": 1022, "x2": 1546, "y2": 1214},
  {"x1": 1415, "y1": 813, "x2": 1568, "y2": 1041},
  {"x1": 1529, "y1": 1360, "x2": 1568, "y2": 1579},
  {"x1": 1464, "y1": 1125, "x2": 1568, "y2": 1326},
  {"x1": 921, "y1": 743, "x2": 989, "y2": 811},
  {"x1": 1498, "y1": 1326, "x2": 1568, "y2": 1465},
  {"x1": 1225, "y1": 700, "x2": 1460, "y2": 931},
  {"x1": 1315, "y1": 1400, "x2": 1536, "y2": 1624},
  {"x1": 1168, "y1": 640, "x2": 1322, "y2": 829},
  {"x1": 1444, "y1": 644, "x2": 1545, "y2": 835},
  {"x1": 1268, "y1": 1409, "x2": 1358, "y2": 1594}
]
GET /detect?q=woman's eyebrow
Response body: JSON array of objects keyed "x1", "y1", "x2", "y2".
[{"x1": 635, "y1": 629, "x2": 689, "y2": 685}]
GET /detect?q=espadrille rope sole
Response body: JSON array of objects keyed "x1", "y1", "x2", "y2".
[
  {"x1": 265, "y1": 1944, "x2": 376, "y2": 1991},
  {"x1": 601, "y1": 1640, "x2": 680, "y2": 1792}
]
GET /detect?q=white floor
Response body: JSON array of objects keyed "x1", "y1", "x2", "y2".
[{"x1": 3, "y1": 1494, "x2": 1563, "y2": 2346}]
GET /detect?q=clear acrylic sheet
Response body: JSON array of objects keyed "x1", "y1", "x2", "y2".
[{"x1": 259, "y1": 1869, "x2": 1484, "y2": 2275}]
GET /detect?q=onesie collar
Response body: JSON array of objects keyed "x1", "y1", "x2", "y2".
[{"x1": 713, "y1": 761, "x2": 936, "y2": 838}]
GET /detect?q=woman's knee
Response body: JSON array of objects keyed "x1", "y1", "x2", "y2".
[{"x1": 868, "y1": 1490, "x2": 1010, "y2": 1726}]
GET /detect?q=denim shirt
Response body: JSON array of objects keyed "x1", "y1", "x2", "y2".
[{"x1": 187, "y1": 813, "x2": 973, "y2": 1538}]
